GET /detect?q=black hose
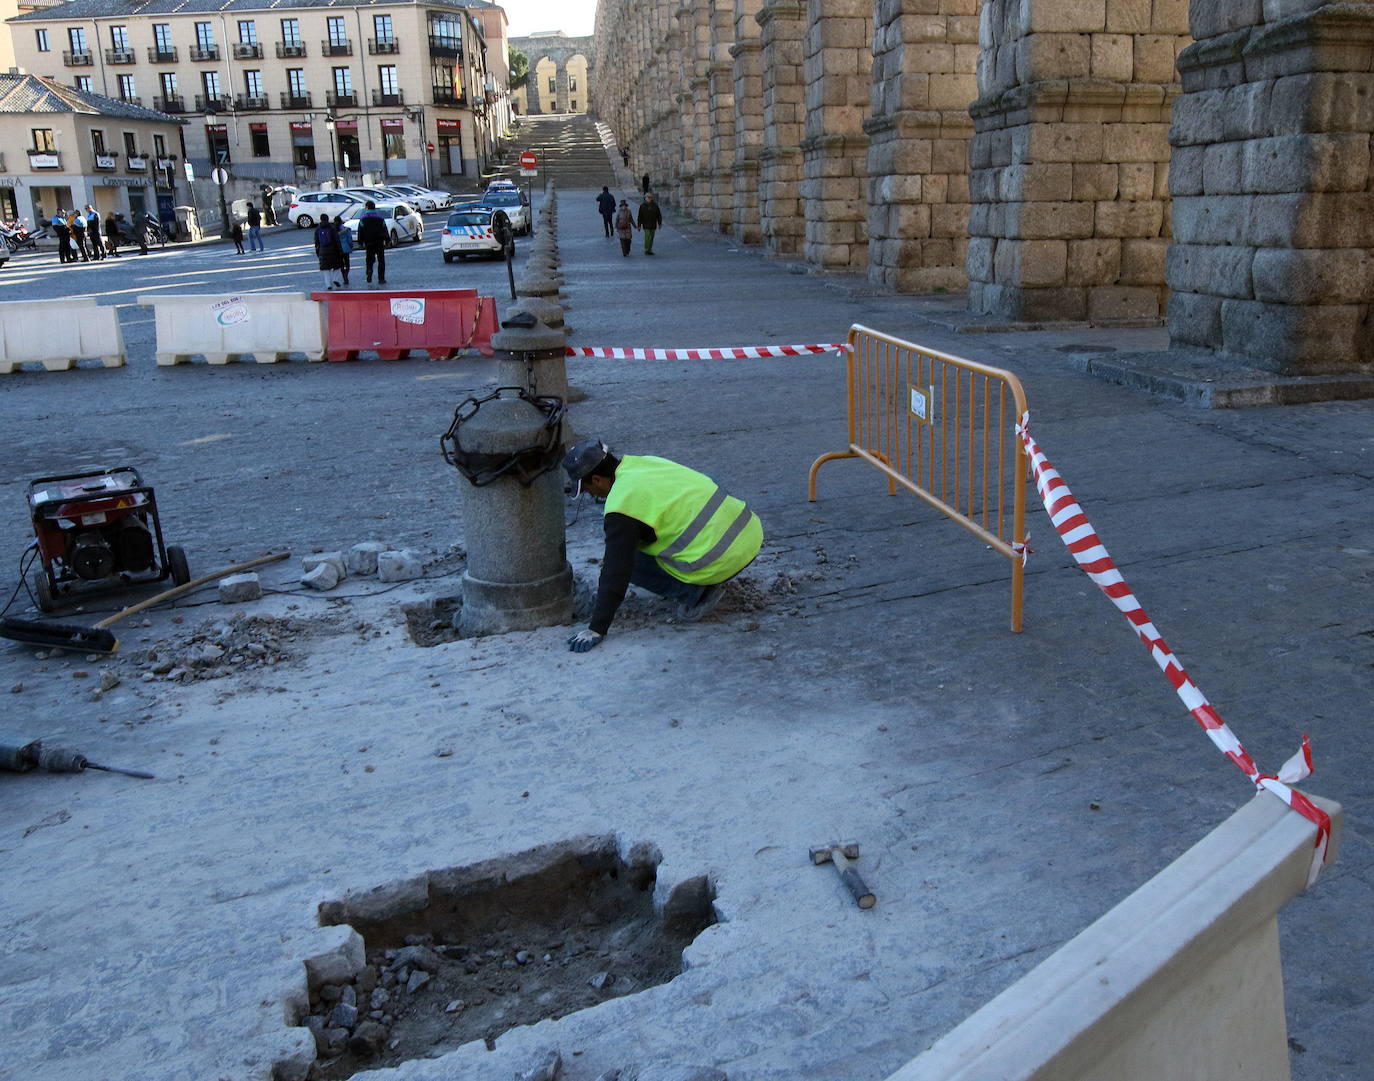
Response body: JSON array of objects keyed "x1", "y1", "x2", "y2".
[{"x1": 0, "y1": 544, "x2": 38, "y2": 619}]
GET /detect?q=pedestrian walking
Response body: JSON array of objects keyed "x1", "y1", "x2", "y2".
[
  {"x1": 230, "y1": 220, "x2": 246, "y2": 254},
  {"x1": 84, "y1": 205, "x2": 104, "y2": 260},
  {"x1": 596, "y1": 187, "x2": 616, "y2": 237},
  {"x1": 51, "y1": 210, "x2": 73, "y2": 263},
  {"x1": 641, "y1": 174, "x2": 651, "y2": 194},
  {"x1": 562, "y1": 438, "x2": 764, "y2": 653},
  {"x1": 130, "y1": 211, "x2": 149, "y2": 255},
  {"x1": 67, "y1": 210, "x2": 90, "y2": 262},
  {"x1": 637, "y1": 193, "x2": 662, "y2": 256},
  {"x1": 246, "y1": 201, "x2": 265, "y2": 251},
  {"x1": 337, "y1": 221, "x2": 354, "y2": 286},
  {"x1": 103, "y1": 211, "x2": 121, "y2": 257},
  {"x1": 314, "y1": 214, "x2": 345, "y2": 289},
  {"x1": 260, "y1": 184, "x2": 278, "y2": 226},
  {"x1": 614, "y1": 200, "x2": 635, "y2": 257},
  {"x1": 620, "y1": 146, "x2": 630, "y2": 167},
  {"x1": 356, "y1": 201, "x2": 388, "y2": 285}
]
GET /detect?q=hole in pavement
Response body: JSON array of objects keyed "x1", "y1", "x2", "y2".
[
  {"x1": 400, "y1": 595, "x2": 462, "y2": 647},
  {"x1": 1055, "y1": 343, "x2": 1117, "y2": 354},
  {"x1": 301, "y1": 839, "x2": 716, "y2": 1077}
]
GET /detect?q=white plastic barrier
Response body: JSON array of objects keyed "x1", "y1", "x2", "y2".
[
  {"x1": 884, "y1": 792, "x2": 1342, "y2": 1081},
  {"x1": 0, "y1": 297, "x2": 125, "y2": 373},
  {"x1": 137, "y1": 292, "x2": 326, "y2": 365}
]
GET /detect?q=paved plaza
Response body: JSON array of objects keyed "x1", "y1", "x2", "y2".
[{"x1": 0, "y1": 187, "x2": 1370, "y2": 1081}]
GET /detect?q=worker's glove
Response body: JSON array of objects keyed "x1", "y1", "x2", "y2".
[{"x1": 567, "y1": 629, "x2": 604, "y2": 653}]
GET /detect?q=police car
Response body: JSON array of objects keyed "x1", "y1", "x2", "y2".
[{"x1": 440, "y1": 205, "x2": 511, "y2": 262}]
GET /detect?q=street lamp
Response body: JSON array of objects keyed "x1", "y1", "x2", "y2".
[
  {"x1": 404, "y1": 106, "x2": 431, "y2": 188},
  {"x1": 325, "y1": 114, "x2": 340, "y2": 187}
]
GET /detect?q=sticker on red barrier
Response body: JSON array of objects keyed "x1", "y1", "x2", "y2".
[
  {"x1": 1015, "y1": 412, "x2": 1332, "y2": 884},
  {"x1": 565, "y1": 343, "x2": 847, "y2": 360}
]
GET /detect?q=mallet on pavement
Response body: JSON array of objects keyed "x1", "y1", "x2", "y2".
[{"x1": 810, "y1": 842, "x2": 876, "y2": 909}]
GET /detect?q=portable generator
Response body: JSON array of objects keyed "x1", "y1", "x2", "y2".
[{"x1": 25, "y1": 467, "x2": 189, "y2": 612}]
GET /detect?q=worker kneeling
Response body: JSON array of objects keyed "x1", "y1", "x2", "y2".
[{"x1": 563, "y1": 439, "x2": 763, "y2": 653}]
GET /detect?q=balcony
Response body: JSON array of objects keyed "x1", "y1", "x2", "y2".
[
  {"x1": 232, "y1": 42, "x2": 263, "y2": 59},
  {"x1": 326, "y1": 91, "x2": 357, "y2": 108},
  {"x1": 276, "y1": 41, "x2": 306, "y2": 58},
  {"x1": 153, "y1": 94, "x2": 185, "y2": 113},
  {"x1": 27, "y1": 149, "x2": 61, "y2": 170},
  {"x1": 371, "y1": 88, "x2": 404, "y2": 106},
  {"x1": 235, "y1": 94, "x2": 269, "y2": 111},
  {"x1": 62, "y1": 50, "x2": 94, "y2": 66},
  {"x1": 126, "y1": 155, "x2": 148, "y2": 171},
  {"x1": 194, "y1": 94, "x2": 233, "y2": 114},
  {"x1": 94, "y1": 152, "x2": 119, "y2": 171},
  {"x1": 368, "y1": 37, "x2": 399, "y2": 54},
  {"x1": 189, "y1": 45, "x2": 220, "y2": 61},
  {"x1": 105, "y1": 48, "x2": 135, "y2": 64},
  {"x1": 119, "y1": 95, "x2": 142, "y2": 106},
  {"x1": 280, "y1": 91, "x2": 312, "y2": 108},
  {"x1": 148, "y1": 46, "x2": 178, "y2": 62},
  {"x1": 427, "y1": 35, "x2": 461, "y2": 58},
  {"x1": 320, "y1": 38, "x2": 353, "y2": 57},
  {"x1": 431, "y1": 87, "x2": 465, "y2": 106}
]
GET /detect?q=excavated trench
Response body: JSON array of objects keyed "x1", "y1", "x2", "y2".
[{"x1": 300, "y1": 841, "x2": 716, "y2": 1078}]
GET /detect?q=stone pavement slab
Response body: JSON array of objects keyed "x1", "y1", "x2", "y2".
[{"x1": 0, "y1": 186, "x2": 1369, "y2": 1081}]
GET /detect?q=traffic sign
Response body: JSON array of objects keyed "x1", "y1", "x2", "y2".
[
  {"x1": 425, "y1": 142, "x2": 435, "y2": 153},
  {"x1": 211, "y1": 167, "x2": 229, "y2": 185},
  {"x1": 519, "y1": 151, "x2": 537, "y2": 169}
]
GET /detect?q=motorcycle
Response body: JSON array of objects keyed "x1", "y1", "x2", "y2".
[{"x1": 0, "y1": 219, "x2": 47, "y2": 253}]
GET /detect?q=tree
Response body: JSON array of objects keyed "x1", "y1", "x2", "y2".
[{"x1": 509, "y1": 47, "x2": 529, "y2": 91}]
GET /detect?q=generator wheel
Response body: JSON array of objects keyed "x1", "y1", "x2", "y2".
[
  {"x1": 30, "y1": 570, "x2": 54, "y2": 613},
  {"x1": 166, "y1": 545, "x2": 190, "y2": 586}
]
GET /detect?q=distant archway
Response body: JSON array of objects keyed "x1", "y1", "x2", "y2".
[{"x1": 510, "y1": 32, "x2": 595, "y2": 115}]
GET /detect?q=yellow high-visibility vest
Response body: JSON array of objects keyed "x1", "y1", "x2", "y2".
[{"x1": 604, "y1": 455, "x2": 763, "y2": 584}]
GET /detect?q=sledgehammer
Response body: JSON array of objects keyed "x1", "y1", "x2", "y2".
[{"x1": 809, "y1": 842, "x2": 876, "y2": 909}]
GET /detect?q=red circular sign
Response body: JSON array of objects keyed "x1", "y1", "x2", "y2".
[
  {"x1": 425, "y1": 142, "x2": 435, "y2": 153},
  {"x1": 520, "y1": 151, "x2": 537, "y2": 168}
]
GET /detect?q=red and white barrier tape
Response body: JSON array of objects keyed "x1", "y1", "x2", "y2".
[
  {"x1": 565, "y1": 343, "x2": 847, "y2": 360},
  {"x1": 1015, "y1": 411, "x2": 1332, "y2": 884}
]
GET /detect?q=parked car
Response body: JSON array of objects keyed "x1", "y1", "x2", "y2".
[
  {"x1": 338, "y1": 201, "x2": 424, "y2": 246},
  {"x1": 387, "y1": 184, "x2": 453, "y2": 210},
  {"x1": 287, "y1": 191, "x2": 369, "y2": 228},
  {"x1": 478, "y1": 188, "x2": 530, "y2": 235},
  {"x1": 440, "y1": 206, "x2": 511, "y2": 262}
]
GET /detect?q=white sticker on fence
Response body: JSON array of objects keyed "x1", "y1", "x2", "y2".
[
  {"x1": 391, "y1": 297, "x2": 426, "y2": 325},
  {"x1": 211, "y1": 296, "x2": 249, "y2": 326},
  {"x1": 910, "y1": 384, "x2": 934, "y2": 423}
]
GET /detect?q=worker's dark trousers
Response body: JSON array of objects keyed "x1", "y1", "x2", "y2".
[
  {"x1": 365, "y1": 245, "x2": 386, "y2": 283},
  {"x1": 630, "y1": 553, "x2": 710, "y2": 605}
]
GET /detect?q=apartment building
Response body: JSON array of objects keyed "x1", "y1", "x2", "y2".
[
  {"x1": 0, "y1": 71, "x2": 184, "y2": 226},
  {"x1": 6, "y1": 0, "x2": 512, "y2": 189}
]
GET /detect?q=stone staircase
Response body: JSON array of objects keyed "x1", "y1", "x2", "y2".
[{"x1": 509, "y1": 113, "x2": 621, "y2": 191}]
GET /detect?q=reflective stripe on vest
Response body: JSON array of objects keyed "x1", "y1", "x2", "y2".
[{"x1": 604, "y1": 456, "x2": 762, "y2": 584}]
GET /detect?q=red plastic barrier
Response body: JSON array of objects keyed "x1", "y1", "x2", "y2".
[{"x1": 309, "y1": 288, "x2": 498, "y2": 362}]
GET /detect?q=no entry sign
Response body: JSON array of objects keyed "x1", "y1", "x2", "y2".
[{"x1": 520, "y1": 151, "x2": 537, "y2": 169}]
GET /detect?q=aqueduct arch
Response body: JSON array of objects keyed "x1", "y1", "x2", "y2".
[
  {"x1": 593, "y1": 1, "x2": 1374, "y2": 378},
  {"x1": 512, "y1": 32, "x2": 594, "y2": 115}
]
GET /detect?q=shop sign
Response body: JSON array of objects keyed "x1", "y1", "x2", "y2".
[
  {"x1": 127, "y1": 155, "x2": 148, "y2": 170},
  {"x1": 289, "y1": 120, "x2": 313, "y2": 131},
  {"x1": 29, "y1": 153, "x2": 59, "y2": 169},
  {"x1": 380, "y1": 118, "x2": 403, "y2": 130},
  {"x1": 95, "y1": 154, "x2": 117, "y2": 169}
]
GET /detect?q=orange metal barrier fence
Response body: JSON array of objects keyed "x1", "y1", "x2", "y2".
[{"x1": 808, "y1": 324, "x2": 1030, "y2": 632}]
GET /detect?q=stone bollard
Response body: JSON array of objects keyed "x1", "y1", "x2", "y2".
[
  {"x1": 506, "y1": 297, "x2": 565, "y2": 332},
  {"x1": 448, "y1": 393, "x2": 572, "y2": 637},
  {"x1": 494, "y1": 311, "x2": 569, "y2": 401},
  {"x1": 516, "y1": 274, "x2": 560, "y2": 301}
]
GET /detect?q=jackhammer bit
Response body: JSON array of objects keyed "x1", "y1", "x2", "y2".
[{"x1": 2, "y1": 740, "x2": 154, "y2": 780}]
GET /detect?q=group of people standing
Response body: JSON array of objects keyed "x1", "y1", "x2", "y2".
[
  {"x1": 229, "y1": 201, "x2": 267, "y2": 255},
  {"x1": 597, "y1": 187, "x2": 663, "y2": 257},
  {"x1": 51, "y1": 206, "x2": 150, "y2": 263},
  {"x1": 312, "y1": 201, "x2": 389, "y2": 289}
]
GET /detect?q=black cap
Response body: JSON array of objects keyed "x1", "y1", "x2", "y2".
[{"x1": 563, "y1": 438, "x2": 609, "y2": 496}]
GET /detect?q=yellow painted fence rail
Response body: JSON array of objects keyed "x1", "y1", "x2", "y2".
[{"x1": 808, "y1": 324, "x2": 1030, "y2": 632}]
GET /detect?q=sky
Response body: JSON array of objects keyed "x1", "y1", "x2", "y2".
[{"x1": 503, "y1": 0, "x2": 598, "y2": 38}]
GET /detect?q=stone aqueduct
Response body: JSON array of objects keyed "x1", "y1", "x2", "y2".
[{"x1": 590, "y1": 1, "x2": 1374, "y2": 378}]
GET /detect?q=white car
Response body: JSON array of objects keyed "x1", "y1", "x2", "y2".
[
  {"x1": 388, "y1": 184, "x2": 452, "y2": 210},
  {"x1": 286, "y1": 190, "x2": 369, "y2": 228},
  {"x1": 339, "y1": 201, "x2": 424, "y2": 246},
  {"x1": 440, "y1": 206, "x2": 510, "y2": 262},
  {"x1": 479, "y1": 188, "x2": 530, "y2": 235}
]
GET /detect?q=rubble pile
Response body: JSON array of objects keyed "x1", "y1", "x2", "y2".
[{"x1": 132, "y1": 613, "x2": 333, "y2": 683}]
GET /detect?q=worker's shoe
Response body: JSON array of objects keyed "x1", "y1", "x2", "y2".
[{"x1": 676, "y1": 584, "x2": 724, "y2": 622}]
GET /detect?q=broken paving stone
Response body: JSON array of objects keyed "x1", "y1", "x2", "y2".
[
  {"x1": 519, "y1": 1050, "x2": 563, "y2": 1081},
  {"x1": 588, "y1": 971, "x2": 613, "y2": 990},
  {"x1": 377, "y1": 549, "x2": 422, "y2": 583},
  {"x1": 326, "y1": 1001, "x2": 357, "y2": 1029},
  {"x1": 98, "y1": 671, "x2": 120, "y2": 691},
  {"x1": 405, "y1": 970, "x2": 431, "y2": 994},
  {"x1": 302, "y1": 562, "x2": 341, "y2": 591},
  {"x1": 445, "y1": 999, "x2": 465, "y2": 1013},
  {"x1": 349, "y1": 1020, "x2": 388, "y2": 1057},
  {"x1": 346, "y1": 541, "x2": 388, "y2": 577},
  {"x1": 218, "y1": 572, "x2": 263, "y2": 604},
  {"x1": 10, "y1": 683, "x2": 22, "y2": 694},
  {"x1": 302, "y1": 551, "x2": 347, "y2": 578},
  {"x1": 387, "y1": 944, "x2": 441, "y2": 973}
]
